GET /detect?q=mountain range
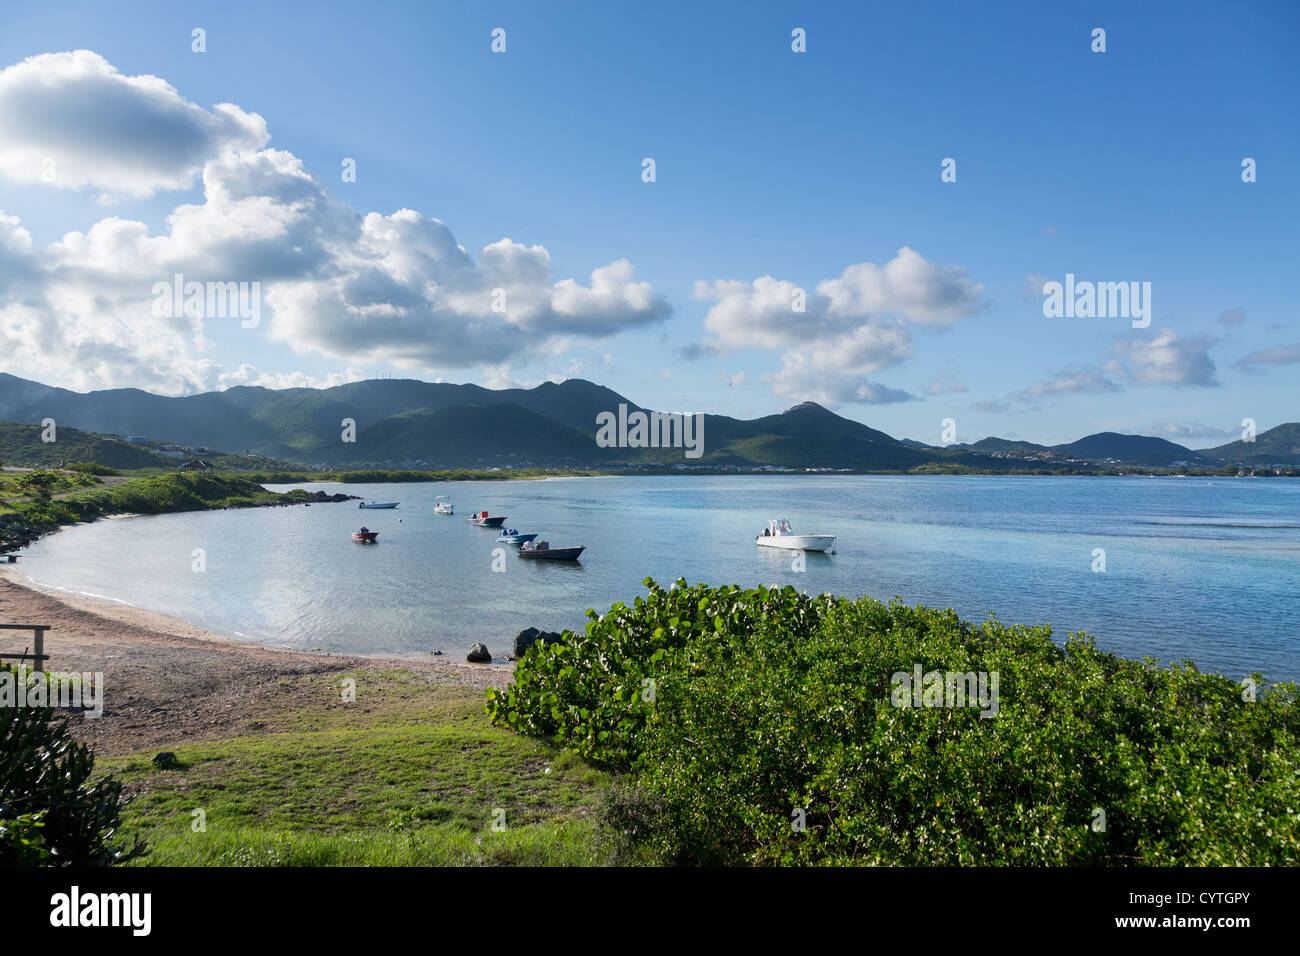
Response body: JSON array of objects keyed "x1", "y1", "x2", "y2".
[{"x1": 0, "y1": 372, "x2": 1295, "y2": 471}]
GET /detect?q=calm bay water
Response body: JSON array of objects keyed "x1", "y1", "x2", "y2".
[{"x1": 17, "y1": 475, "x2": 1300, "y2": 681}]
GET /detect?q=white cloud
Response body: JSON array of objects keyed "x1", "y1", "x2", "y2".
[
  {"x1": 765, "y1": 324, "x2": 917, "y2": 405},
  {"x1": 0, "y1": 51, "x2": 670, "y2": 394},
  {"x1": 692, "y1": 247, "x2": 981, "y2": 405},
  {"x1": 816, "y1": 246, "x2": 984, "y2": 328},
  {"x1": 1109, "y1": 328, "x2": 1219, "y2": 387},
  {"x1": 0, "y1": 51, "x2": 268, "y2": 198}
]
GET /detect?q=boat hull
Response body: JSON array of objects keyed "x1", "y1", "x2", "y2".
[
  {"x1": 351, "y1": 532, "x2": 379, "y2": 543},
  {"x1": 359, "y1": 502, "x2": 399, "y2": 509},
  {"x1": 756, "y1": 534, "x2": 836, "y2": 552},
  {"x1": 519, "y1": 546, "x2": 585, "y2": 561},
  {"x1": 498, "y1": 533, "x2": 538, "y2": 544},
  {"x1": 471, "y1": 515, "x2": 507, "y2": 527}
]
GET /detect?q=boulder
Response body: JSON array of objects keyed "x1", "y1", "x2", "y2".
[
  {"x1": 512, "y1": 628, "x2": 565, "y2": 659},
  {"x1": 467, "y1": 643, "x2": 492, "y2": 663}
]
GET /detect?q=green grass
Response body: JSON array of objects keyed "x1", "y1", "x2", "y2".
[{"x1": 99, "y1": 669, "x2": 611, "y2": 866}]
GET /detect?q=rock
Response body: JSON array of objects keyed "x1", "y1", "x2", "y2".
[
  {"x1": 466, "y1": 643, "x2": 492, "y2": 663},
  {"x1": 513, "y1": 627, "x2": 565, "y2": 658},
  {"x1": 152, "y1": 752, "x2": 181, "y2": 769}
]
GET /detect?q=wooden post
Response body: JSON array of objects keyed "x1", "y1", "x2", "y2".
[{"x1": 0, "y1": 623, "x2": 51, "y2": 671}]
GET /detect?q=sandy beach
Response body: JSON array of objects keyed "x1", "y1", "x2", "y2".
[{"x1": 0, "y1": 566, "x2": 512, "y2": 756}]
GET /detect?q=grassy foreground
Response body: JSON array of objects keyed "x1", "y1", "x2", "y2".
[{"x1": 101, "y1": 670, "x2": 609, "y2": 866}]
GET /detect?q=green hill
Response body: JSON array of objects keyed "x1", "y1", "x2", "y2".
[
  {"x1": 0, "y1": 422, "x2": 165, "y2": 469},
  {"x1": 1199, "y1": 423, "x2": 1300, "y2": 465}
]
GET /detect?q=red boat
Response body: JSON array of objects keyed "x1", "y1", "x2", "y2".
[
  {"x1": 352, "y1": 527, "x2": 379, "y2": 543},
  {"x1": 469, "y1": 510, "x2": 507, "y2": 528}
]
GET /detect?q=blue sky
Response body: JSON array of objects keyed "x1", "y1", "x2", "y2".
[{"x1": 0, "y1": 0, "x2": 1295, "y2": 446}]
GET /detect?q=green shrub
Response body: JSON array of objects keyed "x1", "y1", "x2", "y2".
[
  {"x1": 0, "y1": 667, "x2": 144, "y2": 866},
  {"x1": 65, "y1": 462, "x2": 120, "y2": 476},
  {"x1": 490, "y1": 579, "x2": 1300, "y2": 866},
  {"x1": 0, "y1": 812, "x2": 49, "y2": 866}
]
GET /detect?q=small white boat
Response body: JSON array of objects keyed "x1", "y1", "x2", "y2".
[
  {"x1": 755, "y1": 518, "x2": 836, "y2": 553},
  {"x1": 359, "y1": 501, "x2": 399, "y2": 509},
  {"x1": 434, "y1": 496, "x2": 454, "y2": 515}
]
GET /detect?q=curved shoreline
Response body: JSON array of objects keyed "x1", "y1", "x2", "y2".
[{"x1": 0, "y1": 565, "x2": 513, "y2": 756}]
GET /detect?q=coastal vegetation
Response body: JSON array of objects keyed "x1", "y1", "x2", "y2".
[
  {"x1": 246, "y1": 467, "x2": 602, "y2": 484},
  {"x1": 0, "y1": 665, "x2": 142, "y2": 866},
  {"x1": 487, "y1": 578, "x2": 1300, "y2": 865},
  {"x1": 0, "y1": 470, "x2": 347, "y2": 553}
]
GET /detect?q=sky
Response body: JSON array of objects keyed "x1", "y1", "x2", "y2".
[{"x1": 0, "y1": 0, "x2": 1296, "y2": 447}]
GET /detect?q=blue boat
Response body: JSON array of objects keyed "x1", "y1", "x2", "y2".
[{"x1": 497, "y1": 529, "x2": 539, "y2": 544}]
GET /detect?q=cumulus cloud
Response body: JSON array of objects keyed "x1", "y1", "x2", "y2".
[
  {"x1": 1108, "y1": 328, "x2": 1219, "y2": 387},
  {"x1": 765, "y1": 324, "x2": 918, "y2": 404},
  {"x1": 692, "y1": 247, "x2": 981, "y2": 405},
  {"x1": 0, "y1": 51, "x2": 268, "y2": 198},
  {"x1": 816, "y1": 247, "x2": 984, "y2": 329},
  {"x1": 1233, "y1": 343, "x2": 1300, "y2": 374},
  {"x1": 0, "y1": 51, "x2": 670, "y2": 394}
]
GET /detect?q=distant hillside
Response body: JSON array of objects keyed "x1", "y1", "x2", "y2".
[
  {"x1": 0, "y1": 422, "x2": 165, "y2": 469},
  {"x1": 348, "y1": 403, "x2": 612, "y2": 468},
  {"x1": 1051, "y1": 432, "x2": 1210, "y2": 467},
  {"x1": 969, "y1": 437, "x2": 1050, "y2": 453},
  {"x1": 0, "y1": 372, "x2": 1292, "y2": 473},
  {"x1": 1199, "y1": 423, "x2": 1300, "y2": 465}
]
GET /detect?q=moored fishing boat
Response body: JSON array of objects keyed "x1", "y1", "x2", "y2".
[
  {"x1": 519, "y1": 539, "x2": 585, "y2": 561},
  {"x1": 497, "y1": 529, "x2": 538, "y2": 544},
  {"x1": 469, "y1": 510, "x2": 507, "y2": 527},
  {"x1": 359, "y1": 501, "x2": 399, "y2": 509},
  {"x1": 755, "y1": 518, "x2": 835, "y2": 553},
  {"x1": 352, "y1": 527, "x2": 379, "y2": 543},
  {"x1": 434, "y1": 496, "x2": 454, "y2": 515}
]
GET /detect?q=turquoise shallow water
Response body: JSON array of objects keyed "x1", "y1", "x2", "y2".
[{"x1": 15, "y1": 475, "x2": 1300, "y2": 681}]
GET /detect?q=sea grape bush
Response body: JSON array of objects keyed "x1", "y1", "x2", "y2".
[
  {"x1": 485, "y1": 578, "x2": 834, "y2": 769},
  {"x1": 488, "y1": 579, "x2": 1300, "y2": 866}
]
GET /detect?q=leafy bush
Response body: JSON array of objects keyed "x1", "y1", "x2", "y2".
[
  {"x1": 489, "y1": 579, "x2": 1300, "y2": 866},
  {"x1": 0, "y1": 667, "x2": 143, "y2": 866},
  {"x1": 486, "y1": 578, "x2": 832, "y2": 769},
  {"x1": 0, "y1": 812, "x2": 49, "y2": 866}
]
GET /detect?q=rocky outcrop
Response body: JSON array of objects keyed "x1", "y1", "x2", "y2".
[
  {"x1": 511, "y1": 627, "x2": 565, "y2": 659},
  {"x1": 467, "y1": 643, "x2": 492, "y2": 663},
  {"x1": 0, "y1": 514, "x2": 46, "y2": 555}
]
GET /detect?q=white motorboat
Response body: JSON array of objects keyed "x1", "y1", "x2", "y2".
[
  {"x1": 434, "y1": 496, "x2": 454, "y2": 515},
  {"x1": 359, "y1": 500, "x2": 399, "y2": 509},
  {"x1": 755, "y1": 518, "x2": 836, "y2": 553}
]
